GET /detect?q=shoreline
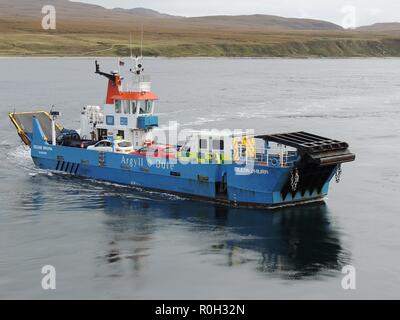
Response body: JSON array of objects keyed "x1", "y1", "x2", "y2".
[{"x1": 2, "y1": 56, "x2": 400, "y2": 60}]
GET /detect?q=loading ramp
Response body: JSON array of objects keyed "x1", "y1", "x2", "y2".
[
  {"x1": 256, "y1": 131, "x2": 355, "y2": 167},
  {"x1": 8, "y1": 111, "x2": 63, "y2": 146}
]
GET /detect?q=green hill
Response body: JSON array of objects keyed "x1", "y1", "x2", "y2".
[{"x1": 1, "y1": 0, "x2": 400, "y2": 57}]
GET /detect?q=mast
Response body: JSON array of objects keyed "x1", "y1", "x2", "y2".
[
  {"x1": 130, "y1": 32, "x2": 133, "y2": 59},
  {"x1": 140, "y1": 24, "x2": 143, "y2": 59}
]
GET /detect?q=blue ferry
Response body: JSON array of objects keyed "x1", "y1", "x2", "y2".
[{"x1": 9, "y1": 59, "x2": 355, "y2": 208}]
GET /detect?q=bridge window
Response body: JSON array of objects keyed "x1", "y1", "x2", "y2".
[
  {"x1": 115, "y1": 100, "x2": 122, "y2": 113},
  {"x1": 131, "y1": 101, "x2": 137, "y2": 114},
  {"x1": 123, "y1": 101, "x2": 130, "y2": 114},
  {"x1": 145, "y1": 100, "x2": 153, "y2": 113},
  {"x1": 139, "y1": 100, "x2": 153, "y2": 114}
]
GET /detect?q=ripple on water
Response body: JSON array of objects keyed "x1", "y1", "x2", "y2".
[{"x1": 4, "y1": 145, "x2": 34, "y2": 171}]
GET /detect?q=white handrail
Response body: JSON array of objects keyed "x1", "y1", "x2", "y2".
[{"x1": 236, "y1": 147, "x2": 297, "y2": 168}]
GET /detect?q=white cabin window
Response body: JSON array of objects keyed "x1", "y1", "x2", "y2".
[
  {"x1": 199, "y1": 139, "x2": 208, "y2": 150},
  {"x1": 123, "y1": 101, "x2": 130, "y2": 114},
  {"x1": 212, "y1": 140, "x2": 224, "y2": 150},
  {"x1": 115, "y1": 100, "x2": 122, "y2": 113}
]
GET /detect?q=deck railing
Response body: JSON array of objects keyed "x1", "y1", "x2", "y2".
[
  {"x1": 234, "y1": 145, "x2": 298, "y2": 167},
  {"x1": 254, "y1": 151, "x2": 297, "y2": 167}
]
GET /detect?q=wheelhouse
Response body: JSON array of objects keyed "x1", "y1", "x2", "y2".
[{"x1": 80, "y1": 60, "x2": 159, "y2": 149}]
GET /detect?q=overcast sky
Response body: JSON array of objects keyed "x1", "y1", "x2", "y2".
[{"x1": 74, "y1": 0, "x2": 400, "y2": 27}]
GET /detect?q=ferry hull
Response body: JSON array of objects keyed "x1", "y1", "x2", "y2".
[
  {"x1": 29, "y1": 122, "x2": 332, "y2": 208},
  {"x1": 20, "y1": 117, "x2": 340, "y2": 208},
  {"x1": 32, "y1": 155, "x2": 328, "y2": 208}
]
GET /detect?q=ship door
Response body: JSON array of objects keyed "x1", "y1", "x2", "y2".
[
  {"x1": 117, "y1": 130, "x2": 125, "y2": 139},
  {"x1": 97, "y1": 129, "x2": 107, "y2": 141},
  {"x1": 216, "y1": 172, "x2": 228, "y2": 199}
]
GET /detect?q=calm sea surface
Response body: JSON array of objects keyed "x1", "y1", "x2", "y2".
[{"x1": 0, "y1": 58, "x2": 399, "y2": 299}]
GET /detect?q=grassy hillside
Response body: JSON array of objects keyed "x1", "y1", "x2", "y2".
[
  {"x1": 1, "y1": 0, "x2": 400, "y2": 57},
  {"x1": 2, "y1": 30, "x2": 400, "y2": 58}
]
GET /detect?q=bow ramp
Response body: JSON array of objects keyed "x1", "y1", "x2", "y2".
[
  {"x1": 8, "y1": 111, "x2": 62, "y2": 146},
  {"x1": 256, "y1": 131, "x2": 355, "y2": 166},
  {"x1": 256, "y1": 131, "x2": 356, "y2": 201}
]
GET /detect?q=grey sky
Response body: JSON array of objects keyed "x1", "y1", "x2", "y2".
[{"x1": 73, "y1": 0, "x2": 400, "y2": 27}]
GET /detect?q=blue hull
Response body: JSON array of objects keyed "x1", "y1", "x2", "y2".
[{"x1": 30, "y1": 119, "x2": 334, "y2": 208}]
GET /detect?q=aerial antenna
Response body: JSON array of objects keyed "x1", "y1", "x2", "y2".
[
  {"x1": 140, "y1": 24, "x2": 143, "y2": 58},
  {"x1": 130, "y1": 32, "x2": 133, "y2": 59},
  {"x1": 128, "y1": 27, "x2": 145, "y2": 78}
]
